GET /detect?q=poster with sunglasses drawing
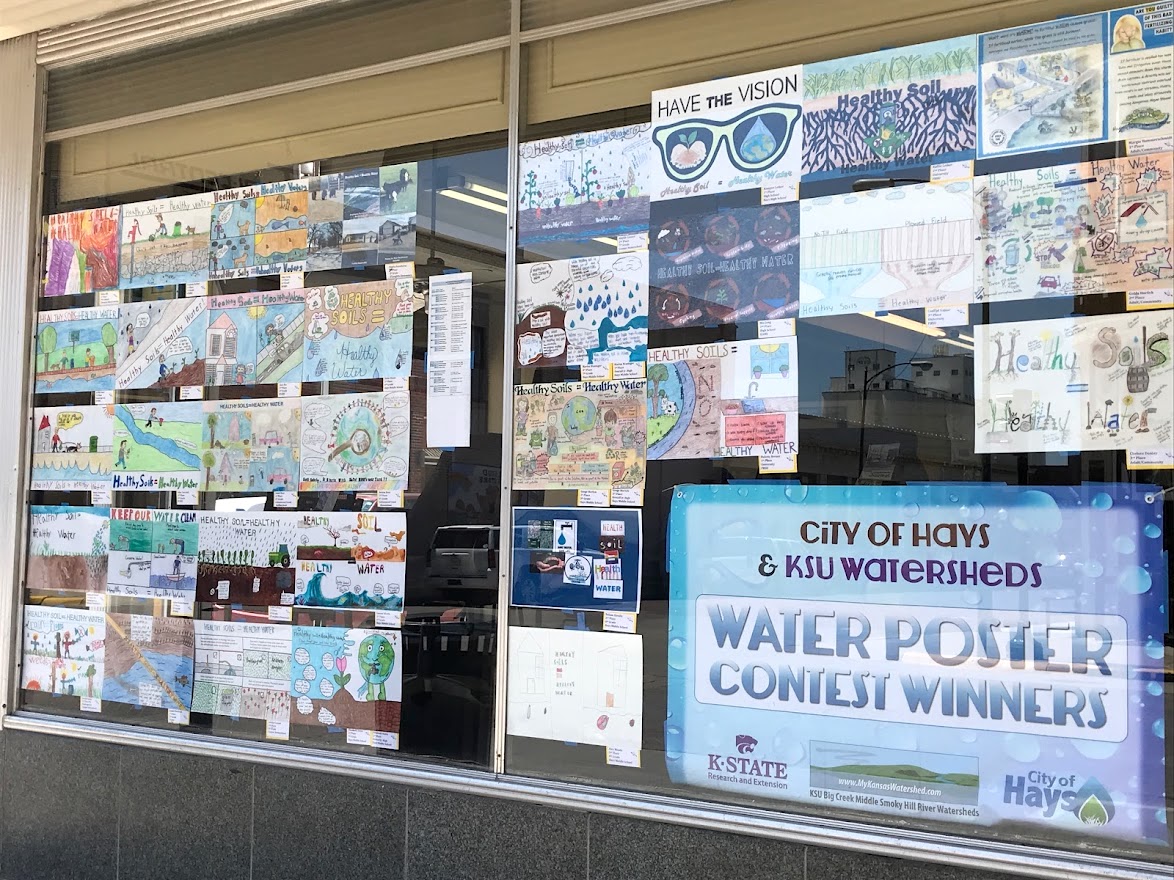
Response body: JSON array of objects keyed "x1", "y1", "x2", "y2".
[
  {"x1": 518, "y1": 124, "x2": 651, "y2": 248},
  {"x1": 650, "y1": 66, "x2": 803, "y2": 202},
  {"x1": 802, "y1": 36, "x2": 977, "y2": 181}
]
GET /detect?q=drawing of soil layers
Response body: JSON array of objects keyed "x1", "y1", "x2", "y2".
[
  {"x1": 518, "y1": 124, "x2": 651, "y2": 247},
  {"x1": 204, "y1": 289, "x2": 305, "y2": 386},
  {"x1": 21, "y1": 607, "x2": 105, "y2": 699},
  {"x1": 119, "y1": 193, "x2": 213, "y2": 288},
  {"x1": 974, "y1": 154, "x2": 1173, "y2": 303},
  {"x1": 800, "y1": 180, "x2": 975, "y2": 317},
  {"x1": 200, "y1": 398, "x2": 300, "y2": 493},
  {"x1": 803, "y1": 36, "x2": 977, "y2": 180},
  {"x1": 44, "y1": 206, "x2": 122, "y2": 296},
  {"x1": 516, "y1": 252, "x2": 648, "y2": 368},
  {"x1": 647, "y1": 335, "x2": 799, "y2": 460},
  {"x1": 513, "y1": 379, "x2": 647, "y2": 491},
  {"x1": 650, "y1": 189, "x2": 799, "y2": 330},
  {"x1": 209, "y1": 180, "x2": 309, "y2": 280},
  {"x1": 116, "y1": 298, "x2": 209, "y2": 391},
  {"x1": 31, "y1": 404, "x2": 113, "y2": 490},
  {"x1": 196, "y1": 511, "x2": 297, "y2": 604},
  {"x1": 107, "y1": 508, "x2": 199, "y2": 600},
  {"x1": 293, "y1": 511, "x2": 407, "y2": 617},
  {"x1": 339, "y1": 164, "x2": 418, "y2": 269},
  {"x1": 291, "y1": 626, "x2": 402, "y2": 747},
  {"x1": 34, "y1": 306, "x2": 119, "y2": 394},
  {"x1": 103, "y1": 613, "x2": 194, "y2": 712},
  {"x1": 303, "y1": 279, "x2": 414, "y2": 381},
  {"x1": 112, "y1": 401, "x2": 202, "y2": 492},
  {"x1": 299, "y1": 391, "x2": 410, "y2": 491},
  {"x1": 26, "y1": 505, "x2": 109, "y2": 594},
  {"x1": 192, "y1": 620, "x2": 291, "y2": 722}
]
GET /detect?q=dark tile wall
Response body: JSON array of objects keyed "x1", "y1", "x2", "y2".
[{"x1": 0, "y1": 728, "x2": 1048, "y2": 880}]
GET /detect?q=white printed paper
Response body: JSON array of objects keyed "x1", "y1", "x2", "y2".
[{"x1": 426, "y1": 272, "x2": 473, "y2": 447}]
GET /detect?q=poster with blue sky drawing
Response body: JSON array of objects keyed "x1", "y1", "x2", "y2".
[
  {"x1": 26, "y1": 505, "x2": 109, "y2": 595},
  {"x1": 299, "y1": 391, "x2": 410, "y2": 492},
  {"x1": 106, "y1": 507, "x2": 199, "y2": 600},
  {"x1": 31, "y1": 404, "x2": 113, "y2": 491},
  {"x1": 112, "y1": 401, "x2": 202, "y2": 492},
  {"x1": 200, "y1": 398, "x2": 300, "y2": 493},
  {"x1": 22, "y1": 607, "x2": 104, "y2": 700},
  {"x1": 209, "y1": 180, "x2": 309, "y2": 279},
  {"x1": 303, "y1": 279, "x2": 414, "y2": 381},
  {"x1": 119, "y1": 194, "x2": 212, "y2": 289},
  {"x1": 116, "y1": 298, "x2": 208, "y2": 391},
  {"x1": 34, "y1": 306, "x2": 119, "y2": 394},
  {"x1": 515, "y1": 252, "x2": 648, "y2": 368},
  {"x1": 103, "y1": 613, "x2": 194, "y2": 712},
  {"x1": 205, "y1": 289, "x2": 305, "y2": 386}
]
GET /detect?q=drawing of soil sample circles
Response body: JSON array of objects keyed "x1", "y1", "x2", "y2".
[
  {"x1": 754, "y1": 205, "x2": 796, "y2": 250},
  {"x1": 703, "y1": 213, "x2": 742, "y2": 254},
  {"x1": 653, "y1": 284, "x2": 692, "y2": 324},
  {"x1": 752, "y1": 272, "x2": 798, "y2": 317},
  {"x1": 653, "y1": 218, "x2": 692, "y2": 257},
  {"x1": 703, "y1": 277, "x2": 743, "y2": 319}
]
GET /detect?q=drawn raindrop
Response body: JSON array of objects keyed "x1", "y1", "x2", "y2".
[
  {"x1": 1071, "y1": 778, "x2": 1115, "y2": 826},
  {"x1": 738, "y1": 117, "x2": 777, "y2": 162},
  {"x1": 1090, "y1": 492, "x2": 1113, "y2": 510},
  {"x1": 1143, "y1": 523, "x2": 1161, "y2": 538},
  {"x1": 668, "y1": 637, "x2": 688, "y2": 670},
  {"x1": 1155, "y1": 718, "x2": 1165, "y2": 739},
  {"x1": 1147, "y1": 681, "x2": 1164, "y2": 697},
  {"x1": 1118, "y1": 566, "x2": 1151, "y2": 594},
  {"x1": 1144, "y1": 638, "x2": 1164, "y2": 659},
  {"x1": 1114, "y1": 535, "x2": 1136, "y2": 555}
]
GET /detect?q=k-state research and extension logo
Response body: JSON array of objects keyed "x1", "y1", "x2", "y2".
[
  {"x1": 706, "y1": 736, "x2": 788, "y2": 790},
  {"x1": 735, "y1": 734, "x2": 757, "y2": 754},
  {"x1": 1003, "y1": 772, "x2": 1116, "y2": 826}
]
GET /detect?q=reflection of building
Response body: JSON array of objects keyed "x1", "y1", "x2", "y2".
[{"x1": 205, "y1": 313, "x2": 238, "y2": 384}]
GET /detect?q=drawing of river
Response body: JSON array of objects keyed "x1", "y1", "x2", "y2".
[
  {"x1": 103, "y1": 648, "x2": 193, "y2": 711},
  {"x1": 115, "y1": 406, "x2": 200, "y2": 468}
]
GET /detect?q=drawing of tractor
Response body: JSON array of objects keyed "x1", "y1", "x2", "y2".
[{"x1": 268, "y1": 544, "x2": 291, "y2": 567}]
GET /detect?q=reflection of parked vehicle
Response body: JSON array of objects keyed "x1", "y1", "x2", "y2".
[{"x1": 426, "y1": 526, "x2": 500, "y2": 591}]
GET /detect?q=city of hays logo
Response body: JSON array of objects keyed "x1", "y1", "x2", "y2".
[
  {"x1": 1003, "y1": 771, "x2": 1115, "y2": 826},
  {"x1": 706, "y1": 735, "x2": 788, "y2": 789}
]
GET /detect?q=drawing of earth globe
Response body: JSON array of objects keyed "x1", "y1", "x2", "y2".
[{"x1": 562, "y1": 396, "x2": 597, "y2": 437}]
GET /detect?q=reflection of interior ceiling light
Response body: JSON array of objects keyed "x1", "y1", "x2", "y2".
[
  {"x1": 438, "y1": 189, "x2": 508, "y2": 213},
  {"x1": 958, "y1": 333, "x2": 974, "y2": 342},
  {"x1": 939, "y1": 336, "x2": 974, "y2": 351},
  {"x1": 864, "y1": 311, "x2": 945, "y2": 338},
  {"x1": 593, "y1": 237, "x2": 620, "y2": 247},
  {"x1": 468, "y1": 182, "x2": 508, "y2": 201}
]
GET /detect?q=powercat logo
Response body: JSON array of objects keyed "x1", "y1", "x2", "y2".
[
  {"x1": 1003, "y1": 771, "x2": 1116, "y2": 826},
  {"x1": 706, "y1": 735, "x2": 788, "y2": 790}
]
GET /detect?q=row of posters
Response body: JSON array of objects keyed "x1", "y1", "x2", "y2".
[
  {"x1": 21, "y1": 607, "x2": 402, "y2": 746},
  {"x1": 43, "y1": 164, "x2": 418, "y2": 295}
]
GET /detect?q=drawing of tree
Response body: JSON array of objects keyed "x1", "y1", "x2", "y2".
[
  {"x1": 324, "y1": 525, "x2": 342, "y2": 547},
  {"x1": 647, "y1": 363, "x2": 669, "y2": 418},
  {"x1": 38, "y1": 325, "x2": 57, "y2": 372},
  {"x1": 522, "y1": 170, "x2": 540, "y2": 208},
  {"x1": 206, "y1": 412, "x2": 219, "y2": 448},
  {"x1": 100, "y1": 322, "x2": 116, "y2": 365},
  {"x1": 581, "y1": 157, "x2": 601, "y2": 204},
  {"x1": 202, "y1": 452, "x2": 215, "y2": 488}
]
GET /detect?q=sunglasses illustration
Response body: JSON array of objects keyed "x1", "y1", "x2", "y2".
[{"x1": 652, "y1": 103, "x2": 801, "y2": 183}]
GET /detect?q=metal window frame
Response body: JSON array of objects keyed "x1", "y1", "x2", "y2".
[{"x1": 3, "y1": 3, "x2": 1170, "y2": 879}]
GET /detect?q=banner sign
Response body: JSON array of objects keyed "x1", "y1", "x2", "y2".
[{"x1": 667, "y1": 482, "x2": 1168, "y2": 847}]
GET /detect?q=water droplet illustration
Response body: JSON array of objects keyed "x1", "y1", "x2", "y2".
[
  {"x1": 1010, "y1": 491, "x2": 1062, "y2": 533},
  {"x1": 1144, "y1": 638, "x2": 1164, "y2": 660},
  {"x1": 1073, "y1": 739, "x2": 1117, "y2": 760},
  {"x1": 783, "y1": 484, "x2": 808, "y2": 503},
  {"x1": 668, "y1": 637, "x2": 688, "y2": 670},
  {"x1": 1090, "y1": 492, "x2": 1113, "y2": 510},
  {"x1": 1118, "y1": 566, "x2": 1151, "y2": 595},
  {"x1": 1113, "y1": 535, "x2": 1136, "y2": 555},
  {"x1": 902, "y1": 503, "x2": 920, "y2": 516},
  {"x1": 1143, "y1": 523, "x2": 1161, "y2": 538},
  {"x1": 738, "y1": 117, "x2": 777, "y2": 162},
  {"x1": 1154, "y1": 718, "x2": 1165, "y2": 739},
  {"x1": 1003, "y1": 734, "x2": 1040, "y2": 762},
  {"x1": 961, "y1": 590, "x2": 982, "y2": 606},
  {"x1": 1084, "y1": 559, "x2": 1104, "y2": 578},
  {"x1": 664, "y1": 724, "x2": 683, "y2": 762},
  {"x1": 1147, "y1": 681, "x2": 1164, "y2": 697}
]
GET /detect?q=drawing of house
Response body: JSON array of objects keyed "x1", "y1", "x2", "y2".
[
  {"x1": 35, "y1": 414, "x2": 51, "y2": 452},
  {"x1": 1120, "y1": 200, "x2": 1158, "y2": 228},
  {"x1": 595, "y1": 644, "x2": 629, "y2": 710},
  {"x1": 205, "y1": 313, "x2": 239, "y2": 384}
]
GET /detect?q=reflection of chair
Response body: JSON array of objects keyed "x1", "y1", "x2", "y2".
[{"x1": 596, "y1": 645, "x2": 629, "y2": 710}]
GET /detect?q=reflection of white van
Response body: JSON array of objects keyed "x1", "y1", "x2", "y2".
[{"x1": 426, "y1": 525, "x2": 500, "y2": 590}]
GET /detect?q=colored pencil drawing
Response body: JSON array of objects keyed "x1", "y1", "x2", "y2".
[
  {"x1": 1107, "y1": 4, "x2": 1173, "y2": 141},
  {"x1": 192, "y1": 620, "x2": 291, "y2": 721},
  {"x1": 799, "y1": 181, "x2": 975, "y2": 317},
  {"x1": 21, "y1": 607, "x2": 105, "y2": 699},
  {"x1": 112, "y1": 401, "x2": 202, "y2": 492},
  {"x1": 515, "y1": 252, "x2": 648, "y2": 368},
  {"x1": 31, "y1": 405, "x2": 114, "y2": 491},
  {"x1": 200, "y1": 398, "x2": 300, "y2": 493},
  {"x1": 299, "y1": 391, "x2": 410, "y2": 491},
  {"x1": 116, "y1": 298, "x2": 209, "y2": 390},
  {"x1": 340, "y1": 164, "x2": 417, "y2": 268},
  {"x1": 26, "y1": 506, "x2": 110, "y2": 595},
  {"x1": 293, "y1": 511, "x2": 407, "y2": 616},
  {"x1": 34, "y1": 306, "x2": 119, "y2": 394},
  {"x1": 103, "y1": 613, "x2": 194, "y2": 711},
  {"x1": 303, "y1": 280, "x2": 414, "y2": 381},
  {"x1": 204, "y1": 289, "x2": 305, "y2": 386},
  {"x1": 107, "y1": 508, "x2": 199, "y2": 600},
  {"x1": 308, "y1": 172, "x2": 344, "y2": 270},
  {"x1": 803, "y1": 36, "x2": 977, "y2": 180},
  {"x1": 518, "y1": 124, "x2": 651, "y2": 247},
  {"x1": 195, "y1": 511, "x2": 298, "y2": 604},
  {"x1": 119, "y1": 194, "x2": 213, "y2": 288},
  {"x1": 209, "y1": 180, "x2": 309, "y2": 279},
  {"x1": 44, "y1": 206, "x2": 121, "y2": 296}
]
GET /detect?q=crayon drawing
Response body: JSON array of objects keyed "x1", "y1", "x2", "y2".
[
  {"x1": 515, "y1": 252, "x2": 648, "y2": 368},
  {"x1": 209, "y1": 181, "x2": 309, "y2": 279},
  {"x1": 294, "y1": 511, "x2": 407, "y2": 617},
  {"x1": 303, "y1": 280, "x2": 414, "y2": 381},
  {"x1": 196, "y1": 511, "x2": 298, "y2": 605},
  {"x1": 204, "y1": 290, "x2": 305, "y2": 386},
  {"x1": 200, "y1": 398, "x2": 300, "y2": 493},
  {"x1": 107, "y1": 508, "x2": 199, "y2": 600},
  {"x1": 22, "y1": 607, "x2": 105, "y2": 699},
  {"x1": 299, "y1": 391, "x2": 410, "y2": 491},
  {"x1": 308, "y1": 172, "x2": 344, "y2": 270},
  {"x1": 103, "y1": 613, "x2": 194, "y2": 711},
  {"x1": 119, "y1": 194, "x2": 213, "y2": 288},
  {"x1": 116, "y1": 298, "x2": 209, "y2": 390},
  {"x1": 341, "y1": 164, "x2": 417, "y2": 269},
  {"x1": 192, "y1": 620, "x2": 291, "y2": 721},
  {"x1": 803, "y1": 37, "x2": 977, "y2": 180},
  {"x1": 34, "y1": 306, "x2": 119, "y2": 394},
  {"x1": 26, "y1": 506, "x2": 110, "y2": 595},
  {"x1": 31, "y1": 405, "x2": 114, "y2": 491},
  {"x1": 44, "y1": 206, "x2": 121, "y2": 296},
  {"x1": 1108, "y1": 4, "x2": 1174, "y2": 141},
  {"x1": 518, "y1": 124, "x2": 651, "y2": 247},
  {"x1": 112, "y1": 401, "x2": 202, "y2": 492},
  {"x1": 291, "y1": 626, "x2": 401, "y2": 746}
]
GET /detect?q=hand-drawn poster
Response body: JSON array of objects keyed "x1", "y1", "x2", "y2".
[
  {"x1": 518, "y1": 124, "x2": 652, "y2": 246},
  {"x1": 116, "y1": 298, "x2": 209, "y2": 390},
  {"x1": 107, "y1": 508, "x2": 199, "y2": 600},
  {"x1": 192, "y1": 620, "x2": 292, "y2": 722},
  {"x1": 649, "y1": 190, "x2": 799, "y2": 330},
  {"x1": 293, "y1": 511, "x2": 407, "y2": 618},
  {"x1": 975, "y1": 155, "x2": 1173, "y2": 303},
  {"x1": 515, "y1": 252, "x2": 648, "y2": 367},
  {"x1": 646, "y1": 335, "x2": 799, "y2": 460},
  {"x1": 303, "y1": 280, "x2": 414, "y2": 381},
  {"x1": 112, "y1": 401, "x2": 202, "y2": 491},
  {"x1": 119, "y1": 194, "x2": 213, "y2": 288},
  {"x1": 507, "y1": 626, "x2": 643, "y2": 749},
  {"x1": 200, "y1": 398, "x2": 300, "y2": 493},
  {"x1": 799, "y1": 181, "x2": 975, "y2": 317},
  {"x1": 31, "y1": 404, "x2": 113, "y2": 490},
  {"x1": 978, "y1": 14, "x2": 1109, "y2": 158},
  {"x1": 513, "y1": 379, "x2": 647, "y2": 491},
  {"x1": 1109, "y1": 4, "x2": 1174, "y2": 142},
  {"x1": 205, "y1": 289, "x2": 305, "y2": 386},
  {"x1": 650, "y1": 66, "x2": 803, "y2": 202},
  {"x1": 511, "y1": 507, "x2": 642, "y2": 613},
  {"x1": 103, "y1": 613, "x2": 194, "y2": 711},
  {"x1": 299, "y1": 391, "x2": 410, "y2": 491},
  {"x1": 803, "y1": 36, "x2": 978, "y2": 180},
  {"x1": 308, "y1": 172, "x2": 344, "y2": 270},
  {"x1": 21, "y1": 607, "x2": 105, "y2": 700},
  {"x1": 196, "y1": 511, "x2": 297, "y2": 605},
  {"x1": 34, "y1": 306, "x2": 119, "y2": 394},
  {"x1": 974, "y1": 310, "x2": 1173, "y2": 453},
  {"x1": 27, "y1": 506, "x2": 110, "y2": 594},
  {"x1": 44, "y1": 207, "x2": 121, "y2": 296},
  {"x1": 209, "y1": 180, "x2": 309, "y2": 279},
  {"x1": 341, "y1": 164, "x2": 417, "y2": 269},
  {"x1": 291, "y1": 626, "x2": 402, "y2": 748}
]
